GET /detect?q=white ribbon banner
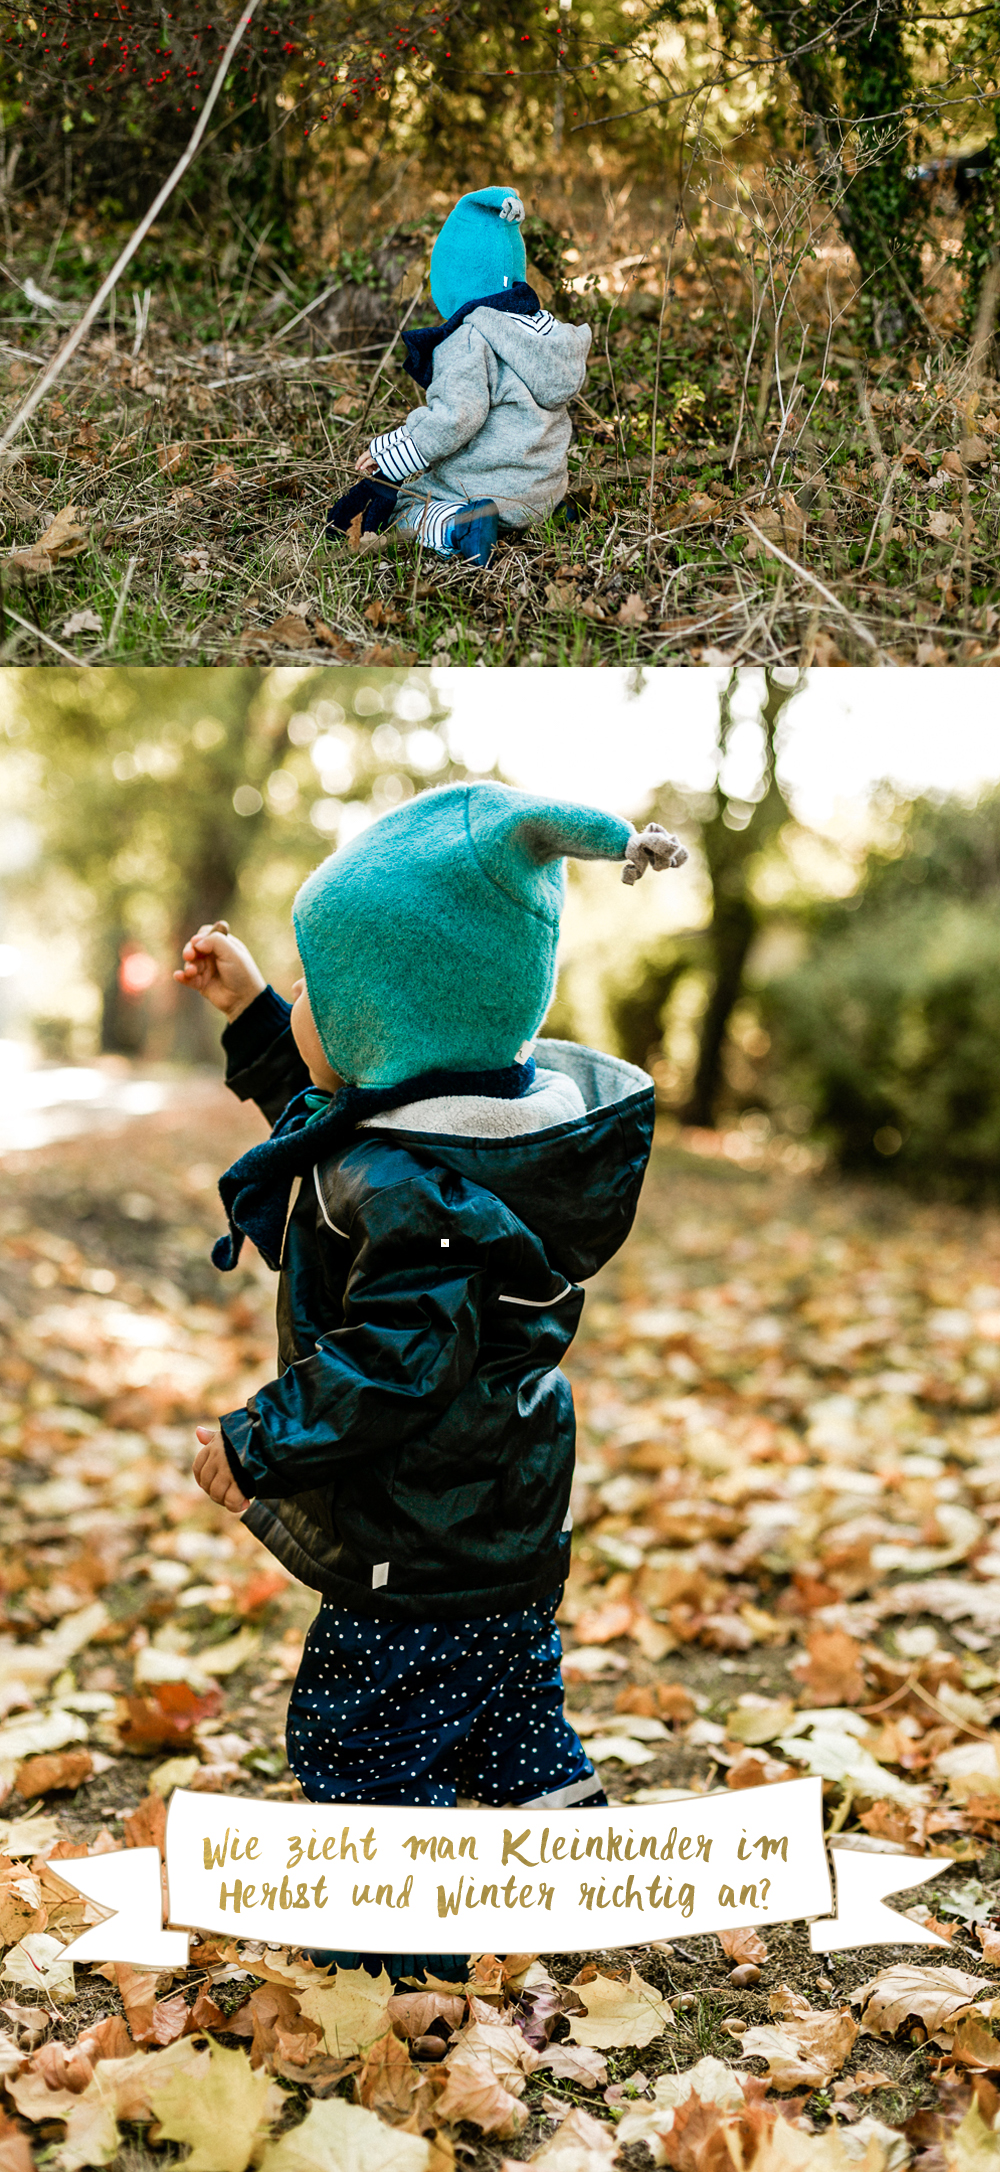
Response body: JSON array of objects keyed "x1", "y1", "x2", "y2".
[{"x1": 56, "y1": 1775, "x2": 952, "y2": 1968}]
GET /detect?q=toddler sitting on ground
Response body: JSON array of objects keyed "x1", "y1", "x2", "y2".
[{"x1": 328, "y1": 187, "x2": 591, "y2": 569}]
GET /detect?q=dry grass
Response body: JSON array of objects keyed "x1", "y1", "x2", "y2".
[{"x1": 1, "y1": 179, "x2": 998, "y2": 667}]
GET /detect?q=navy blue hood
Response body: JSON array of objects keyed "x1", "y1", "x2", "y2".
[
  {"x1": 351, "y1": 1039, "x2": 655, "y2": 1285},
  {"x1": 402, "y1": 280, "x2": 541, "y2": 390}
]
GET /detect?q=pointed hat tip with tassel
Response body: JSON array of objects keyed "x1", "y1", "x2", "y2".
[{"x1": 622, "y1": 823, "x2": 689, "y2": 885}]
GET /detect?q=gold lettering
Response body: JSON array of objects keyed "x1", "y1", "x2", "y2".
[{"x1": 502, "y1": 1829, "x2": 536, "y2": 1868}]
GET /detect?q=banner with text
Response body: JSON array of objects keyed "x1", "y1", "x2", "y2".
[{"x1": 56, "y1": 1775, "x2": 954, "y2": 1968}]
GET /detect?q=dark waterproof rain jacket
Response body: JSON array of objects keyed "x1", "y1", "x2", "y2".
[{"x1": 219, "y1": 995, "x2": 655, "y2": 1621}]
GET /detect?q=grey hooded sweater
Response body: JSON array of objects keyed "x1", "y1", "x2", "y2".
[{"x1": 369, "y1": 307, "x2": 592, "y2": 526}]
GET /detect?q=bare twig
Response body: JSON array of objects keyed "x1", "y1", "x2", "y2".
[
  {"x1": 131, "y1": 287, "x2": 152, "y2": 360},
  {"x1": 742, "y1": 515, "x2": 881, "y2": 654},
  {"x1": 1, "y1": 602, "x2": 93, "y2": 664},
  {"x1": 647, "y1": 220, "x2": 682, "y2": 535},
  {"x1": 273, "y1": 282, "x2": 347, "y2": 345},
  {"x1": 0, "y1": 0, "x2": 263, "y2": 461},
  {"x1": 106, "y1": 555, "x2": 139, "y2": 652},
  {"x1": 358, "y1": 285, "x2": 426, "y2": 427}
]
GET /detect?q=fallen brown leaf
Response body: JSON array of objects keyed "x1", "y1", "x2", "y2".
[
  {"x1": 517, "y1": 2101, "x2": 618, "y2": 2163},
  {"x1": 433, "y1": 2048, "x2": 529, "y2": 2137},
  {"x1": 360, "y1": 643, "x2": 418, "y2": 666},
  {"x1": 793, "y1": 1626, "x2": 867, "y2": 1707},
  {"x1": 726, "y1": 1749, "x2": 796, "y2": 1789},
  {"x1": 564, "y1": 1967, "x2": 672, "y2": 2052},
  {"x1": 740, "y1": 1986, "x2": 857, "y2": 2090},
  {"x1": 158, "y1": 442, "x2": 190, "y2": 475},
  {"x1": 3, "y1": 501, "x2": 90, "y2": 577},
  {"x1": 30, "y1": 2038, "x2": 93, "y2": 2094},
  {"x1": 94, "y1": 1961, "x2": 186, "y2": 2047},
  {"x1": 947, "y1": 2013, "x2": 1000, "y2": 2069},
  {"x1": 122, "y1": 1795, "x2": 167, "y2": 1858},
  {"x1": 537, "y1": 2040, "x2": 609, "y2": 2088},
  {"x1": 0, "y1": 2110, "x2": 30, "y2": 2172},
  {"x1": 388, "y1": 1991, "x2": 466, "y2": 2040},
  {"x1": 358, "y1": 2027, "x2": 437, "y2": 2129},
  {"x1": 117, "y1": 1682, "x2": 223, "y2": 1753},
  {"x1": 851, "y1": 1964, "x2": 991, "y2": 2044},
  {"x1": 38, "y1": 505, "x2": 90, "y2": 559},
  {"x1": 247, "y1": 1983, "x2": 321, "y2": 2071},
  {"x1": 0, "y1": 1868, "x2": 45, "y2": 1947},
  {"x1": 719, "y1": 1927, "x2": 769, "y2": 1965}
]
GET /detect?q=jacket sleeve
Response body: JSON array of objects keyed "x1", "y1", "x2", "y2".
[
  {"x1": 218, "y1": 1167, "x2": 528, "y2": 1496},
  {"x1": 393, "y1": 326, "x2": 493, "y2": 470},
  {"x1": 222, "y1": 985, "x2": 309, "y2": 1128}
]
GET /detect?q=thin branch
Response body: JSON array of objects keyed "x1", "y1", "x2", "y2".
[
  {"x1": 741, "y1": 515, "x2": 882, "y2": 654},
  {"x1": 1, "y1": 602, "x2": 94, "y2": 664},
  {"x1": 358, "y1": 284, "x2": 426, "y2": 427},
  {"x1": 0, "y1": 0, "x2": 264, "y2": 461}
]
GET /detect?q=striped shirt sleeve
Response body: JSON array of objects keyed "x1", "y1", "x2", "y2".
[{"x1": 369, "y1": 427, "x2": 427, "y2": 483}]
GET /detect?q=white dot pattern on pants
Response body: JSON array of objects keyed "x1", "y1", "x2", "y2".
[{"x1": 286, "y1": 1589, "x2": 604, "y2": 1809}]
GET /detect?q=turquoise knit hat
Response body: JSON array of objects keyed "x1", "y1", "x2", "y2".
[
  {"x1": 292, "y1": 783, "x2": 686, "y2": 1088},
  {"x1": 430, "y1": 187, "x2": 528, "y2": 320}
]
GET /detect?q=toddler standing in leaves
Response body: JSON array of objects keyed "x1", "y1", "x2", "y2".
[
  {"x1": 176, "y1": 780, "x2": 685, "y2": 1986},
  {"x1": 328, "y1": 187, "x2": 592, "y2": 569}
]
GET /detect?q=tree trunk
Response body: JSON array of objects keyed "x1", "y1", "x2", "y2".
[
  {"x1": 758, "y1": 2, "x2": 921, "y2": 345},
  {"x1": 682, "y1": 669, "x2": 800, "y2": 1129},
  {"x1": 685, "y1": 897, "x2": 757, "y2": 1128},
  {"x1": 960, "y1": 113, "x2": 1000, "y2": 346}
]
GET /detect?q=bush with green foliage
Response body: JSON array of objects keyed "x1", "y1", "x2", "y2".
[{"x1": 759, "y1": 789, "x2": 1000, "y2": 1195}]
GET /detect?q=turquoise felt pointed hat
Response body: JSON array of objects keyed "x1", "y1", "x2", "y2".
[
  {"x1": 430, "y1": 187, "x2": 527, "y2": 320},
  {"x1": 293, "y1": 782, "x2": 686, "y2": 1087}
]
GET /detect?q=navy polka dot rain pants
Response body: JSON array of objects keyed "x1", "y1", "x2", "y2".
[{"x1": 286, "y1": 1590, "x2": 605, "y2": 1811}]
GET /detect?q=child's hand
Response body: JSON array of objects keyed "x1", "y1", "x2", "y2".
[
  {"x1": 193, "y1": 1425, "x2": 249, "y2": 1514},
  {"x1": 355, "y1": 450, "x2": 380, "y2": 477},
  {"x1": 174, "y1": 925, "x2": 266, "y2": 1018}
]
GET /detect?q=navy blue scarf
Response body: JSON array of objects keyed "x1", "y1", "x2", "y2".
[
  {"x1": 402, "y1": 281, "x2": 541, "y2": 391},
  {"x1": 213, "y1": 1059, "x2": 537, "y2": 1273}
]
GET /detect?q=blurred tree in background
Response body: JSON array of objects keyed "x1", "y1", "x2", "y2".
[
  {"x1": 759, "y1": 788, "x2": 1000, "y2": 1197},
  {"x1": 608, "y1": 665, "x2": 802, "y2": 1121},
  {"x1": 603, "y1": 672, "x2": 1000, "y2": 1199},
  {"x1": 1, "y1": 665, "x2": 469, "y2": 1062}
]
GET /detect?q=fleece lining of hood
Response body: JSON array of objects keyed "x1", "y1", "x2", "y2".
[
  {"x1": 315, "y1": 1039, "x2": 654, "y2": 1288},
  {"x1": 359, "y1": 1065, "x2": 586, "y2": 1140}
]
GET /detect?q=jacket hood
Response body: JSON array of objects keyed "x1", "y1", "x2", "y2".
[
  {"x1": 469, "y1": 307, "x2": 592, "y2": 411},
  {"x1": 402, "y1": 281, "x2": 540, "y2": 391},
  {"x1": 354, "y1": 1038, "x2": 655, "y2": 1282}
]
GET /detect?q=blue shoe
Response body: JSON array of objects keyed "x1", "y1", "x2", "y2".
[
  {"x1": 442, "y1": 501, "x2": 499, "y2": 570},
  {"x1": 327, "y1": 479, "x2": 400, "y2": 537},
  {"x1": 305, "y1": 1950, "x2": 470, "y2": 1988}
]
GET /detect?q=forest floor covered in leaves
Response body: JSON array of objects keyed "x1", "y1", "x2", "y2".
[
  {"x1": 1, "y1": 197, "x2": 998, "y2": 671},
  {"x1": 4, "y1": 1077, "x2": 1000, "y2": 2167}
]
